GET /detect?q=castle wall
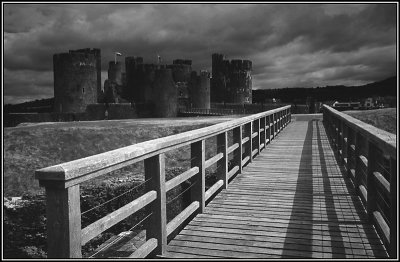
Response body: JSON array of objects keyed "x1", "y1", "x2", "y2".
[
  {"x1": 85, "y1": 103, "x2": 137, "y2": 120},
  {"x1": 211, "y1": 53, "x2": 252, "y2": 104},
  {"x1": 53, "y1": 51, "x2": 98, "y2": 113},
  {"x1": 152, "y1": 69, "x2": 177, "y2": 117}
]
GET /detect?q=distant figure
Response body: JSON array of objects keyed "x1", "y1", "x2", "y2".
[{"x1": 105, "y1": 109, "x2": 109, "y2": 120}]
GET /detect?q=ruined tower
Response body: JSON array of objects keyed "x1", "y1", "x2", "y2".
[
  {"x1": 69, "y1": 48, "x2": 101, "y2": 102},
  {"x1": 124, "y1": 56, "x2": 144, "y2": 103},
  {"x1": 168, "y1": 59, "x2": 192, "y2": 109},
  {"x1": 229, "y1": 59, "x2": 252, "y2": 104},
  {"x1": 211, "y1": 53, "x2": 226, "y2": 103},
  {"x1": 152, "y1": 68, "x2": 177, "y2": 117},
  {"x1": 190, "y1": 70, "x2": 210, "y2": 109},
  {"x1": 211, "y1": 53, "x2": 252, "y2": 104},
  {"x1": 53, "y1": 48, "x2": 100, "y2": 113},
  {"x1": 108, "y1": 61, "x2": 122, "y2": 86}
]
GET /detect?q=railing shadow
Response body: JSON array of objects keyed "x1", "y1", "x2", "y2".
[
  {"x1": 316, "y1": 121, "x2": 346, "y2": 258},
  {"x1": 322, "y1": 121, "x2": 389, "y2": 258},
  {"x1": 281, "y1": 120, "x2": 314, "y2": 257},
  {"x1": 282, "y1": 120, "x2": 348, "y2": 258}
]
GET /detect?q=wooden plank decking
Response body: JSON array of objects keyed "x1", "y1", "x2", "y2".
[{"x1": 164, "y1": 119, "x2": 389, "y2": 259}]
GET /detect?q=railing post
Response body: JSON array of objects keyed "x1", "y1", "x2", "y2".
[
  {"x1": 245, "y1": 121, "x2": 253, "y2": 163},
  {"x1": 271, "y1": 114, "x2": 275, "y2": 140},
  {"x1": 260, "y1": 116, "x2": 266, "y2": 150},
  {"x1": 191, "y1": 140, "x2": 205, "y2": 213},
  {"x1": 336, "y1": 118, "x2": 341, "y2": 156},
  {"x1": 233, "y1": 126, "x2": 243, "y2": 173},
  {"x1": 354, "y1": 132, "x2": 363, "y2": 196},
  {"x1": 366, "y1": 142, "x2": 378, "y2": 221},
  {"x1": 217, "y1": 132, "x2": 228, "y2": 189},
  {"x1": 43, "y1": 183, "x2": 82, "y2": 258},
  {"x1": 256, "y1": 118, "x2": 261, "y2": 155},
  {"x1": 341, "y1": 123, "x2": 348, "y2": 166},
  {"x1": 268, "y1": 114, "x2": 272, "y2": 142},
  {"x1": 144, "y1": 154, "x2": 167, "y2": 256},
  {"x1": 346, "y1": 128, "x2": 354, "y2": 179},
  {"x1": 390, "y1": 156, "x2": 397, "y2": 258}
]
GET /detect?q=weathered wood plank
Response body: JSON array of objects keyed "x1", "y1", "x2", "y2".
[
  {"x1": 204, "y1": 153, "x2": 223, "y2": 169},
  {"x1": 129, "y1": 238, "x2": 157, "y2": 258},
  {"x1": 164, "y1": 119, "x2": 388, "y2": 259},
  {"x1": 205, "y1": 180, "x2": 224, "y2": 202},
  {"x1": 166, "y1": 201, "x2": 199, "y2": 236},
  {"x1": 165, "y1": 167, "x2": 198, "y2": 192},
  {"x1": 81, "y1": 190, "x2": 156, "y2": 245}
]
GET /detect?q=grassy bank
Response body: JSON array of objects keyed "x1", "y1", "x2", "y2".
[
  {"x1": 4, "y1": 116, "x2": 238, "y2": 258},
  {"x1": 344, "y1": 108, "x2": 397, "y2": 135},
  {"x1": 4, "y1": 117, "x2": 237, "y2": 197}
]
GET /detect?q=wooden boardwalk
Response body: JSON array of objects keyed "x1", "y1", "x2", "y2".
[{"x1": 164, "y1": 119, "x2": 389, "y2": 259}]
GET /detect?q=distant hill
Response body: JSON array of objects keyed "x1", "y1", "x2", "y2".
[
  {"x1": 4, "y1": 98, "x2": 54, "y2": 113},
  {"x1": 252, "y1": 76, "x2": 397, "y2": 104}
]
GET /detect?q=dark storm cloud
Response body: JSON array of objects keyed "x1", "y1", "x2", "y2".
[{"x1": 3, "y1": 3, "x2": 397, "y2": 103}]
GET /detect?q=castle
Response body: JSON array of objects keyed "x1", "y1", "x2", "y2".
[{"x1": 53, "y1": 48, "x2": 252, "y2": 118}]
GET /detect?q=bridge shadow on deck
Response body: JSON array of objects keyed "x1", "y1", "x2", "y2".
[
  {"x1": 282, "y1": 120, "x2": 346, "y2": 258},
  {"x1": 322, "y1": 121, "x2": 388, "y2": 258}
]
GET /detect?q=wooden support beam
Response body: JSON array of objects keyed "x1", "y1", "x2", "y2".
[
  {"x1": 217, "y1": 132, "x2": 228, "y2": 189},
  {"x1": 390, "y1": 156, "x2": 397, "y2": 258},
  {"x1": 45, "y1": 184, "x2": 82, "y2": 258},
  {"x1": 367, "y1": 142, "x2": 378, "y2": 222},
  {"x1": 191, "y1": 140, "x2": 205, "y2": 213},
  {"x1": 144, "y1": 154, "x2": 167, "y2": 256},
  {"x1": 233, "y1": 126, "x2": 243, "y2": 174}
]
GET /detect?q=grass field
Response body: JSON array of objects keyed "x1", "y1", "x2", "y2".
[
  {"x1": 344, "y1": 108, "x2": 397, "y2": 135},
  {"x1": 4, "y1": 116, "x2": 239, "y2": 197}
]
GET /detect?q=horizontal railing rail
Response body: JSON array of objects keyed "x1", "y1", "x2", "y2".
[
  {"x1": 179, "y1": 107, "x2": 248, "y2": 115},
  {"x1": 322, "y1": 105, "x2": 397, "y2": 258},
  {"x1": 35, "y1": 105, "x2": 291, "y2": 258}
]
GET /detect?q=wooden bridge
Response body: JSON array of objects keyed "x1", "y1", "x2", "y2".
[{"x1": 35, "y1": 105, "x2": 397, "y2": 259}]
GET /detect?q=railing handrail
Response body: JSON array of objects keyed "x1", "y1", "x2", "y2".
[
  {"x1": 322, "y1": 105, "x2": 396, "y2": 156},
  {"x1": 35, "y1": 105, "x2": 292, "y2": 258},
  {"x1": 35, "y1": 105, "x2": 291, "y2": 184},
  {"x1": 322, "y1": 104, "x2": 397, "y2": 258}
]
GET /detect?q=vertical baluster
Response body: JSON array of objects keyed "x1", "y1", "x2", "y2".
[
  {"x1": 346, "y1": 128, "x2": 354, "y2": 180},
  {"x1": 191, "y1": 140, "x2": 205, "y2": 213},
  {"x1": 266, "y1": 115, "x2": 271, "y2": 145},
  {"x1": 366, "y1": 142, "x2": 378, "y2": 221},
  {"x1": 217, "y1": 132, "x2": 228, "y2": 189},
  {"x1": 233, "y1": 126, "x2": 243, "y2": 174},
  {"x1": 244, "y1": 121, "x2": 253, "y2": 163},
  {"x1": 354, "y1": 132, "x2": 363, "y2": 196},
  {"x1": 390, "y1": 156, "x2": 397, "y2": 258},
  {"x1": 44, "y1": 183, "x2": 82, "y2": 258},
  {"x1": 256, "y1": 118, "x2": 260, "y2": 155},
  {"x1": 271, "y1": 113, "x2": 275, "y2": 139},
  {"x1": 261, "y1": 116, "x2": 266, "y2": 150},
  {"x1": 342, "y1": 123, "x2": 348, "y2": 166},
  {"x1": 144, "y1": 154, "x2": 167, "y2": 256}
]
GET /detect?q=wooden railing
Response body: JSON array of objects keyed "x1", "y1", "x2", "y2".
[
  {"x1": 179, "y1": 108, "x2": 247, "y2": 115},
  {"x1": 322, "y1": 105, "x2": 397, "y2": 258},
  {"x1": 35, "y1": 105, "x2": 291, "y2": 258}
]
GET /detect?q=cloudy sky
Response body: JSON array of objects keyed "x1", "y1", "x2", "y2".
[{"x1": 3, "y1": 3, "x2": 397, "y2": 104}]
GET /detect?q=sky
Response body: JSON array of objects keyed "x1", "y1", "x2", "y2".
[{"x1": 3, "y1": 3, "x2": 398, "y2": 104}]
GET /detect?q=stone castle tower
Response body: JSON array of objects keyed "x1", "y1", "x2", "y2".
[
  {"x1": 53, "y1": 48, "x2": 101, "y2": 113},
  {"x1": 211, "y1": 53, "x2": 252, "y2": 104},
  {"x1": 190, "y1": 70, "x2": 211, "y2": 109}
]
